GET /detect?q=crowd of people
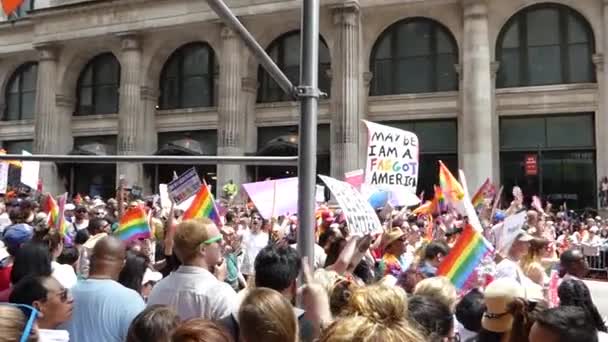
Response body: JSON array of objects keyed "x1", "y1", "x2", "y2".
[{"x1": 0, "y1": 186, "x2": 606, "y2": 342}]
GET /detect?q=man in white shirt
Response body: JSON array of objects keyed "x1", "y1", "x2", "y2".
[
  {"x1": 147, "y1": 218, "x2": 236, "y2": 321},
  {"x1": 495, "y1": 229, "x2": 536, "y2": 287},
  {"x1": 240, "y1": 211, "x2": 269, "y2": 277}
]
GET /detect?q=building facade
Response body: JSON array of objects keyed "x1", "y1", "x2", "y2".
[{"x1": 0, "y1": 0, "x2": 604, "y2": 209}]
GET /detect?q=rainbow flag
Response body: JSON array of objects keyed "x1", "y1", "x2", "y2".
[
  {"x1": 439, "y1": 160, "x2": 464, "y2": 201},
  {"x1": 182, "y1": 183, "x2": 222, "y2": 227},
  {"x1": 43, "y1": 194, "x2": 60, "y2": 228},
  {"x1": 42, "y1": 194, "x2": 71, "y2": 237},
  {"x1": 437, "y1": 224, "x2": 493, "y2": 289},
  {"x1": 115, "y1": 207, "x2": 151, "y2": 242},
  {"x1": 471, "y1": 178, "x2": 492, "y2": 210},
  {"x1": 434, "y1": 185, "x2": 446, "y2": 213}
]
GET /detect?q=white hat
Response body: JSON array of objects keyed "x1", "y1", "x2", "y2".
[
  {"x1": 92, "y1": 199, "x2": 106, "y2": 208},
  {"x1": 142, "y1": 268, "x2": 162, "y2": 285},
  {"x1": 64, "y1": 203, "x2": 75, "y2": 211}
]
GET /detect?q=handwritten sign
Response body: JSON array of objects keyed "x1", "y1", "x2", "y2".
[
  {"x1": 20, "y1": 151, "x2": 39, "y2": 190},
  {"x1": 363, "y1": 120, "x2": 419, "y2": 193},
  {"x1": 320, "y1": 175, "x2": 382, "y2": 236},
  {"x1": 167, "y1": 168, "x2": 202, "y2": 205}
]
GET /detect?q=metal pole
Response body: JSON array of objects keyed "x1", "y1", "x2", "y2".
[
  {"x1": 205, "y1": 0, "x2": 296, "y2": 98},
  {"x1": 296, "y1": 0, "x2": 319, "y2": 267}
]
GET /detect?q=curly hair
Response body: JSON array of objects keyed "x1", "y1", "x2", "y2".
[{"x1": 558, "y1": 278, "x2": 607, "y2": 332}]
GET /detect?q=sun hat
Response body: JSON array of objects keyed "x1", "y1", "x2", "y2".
[
  {"x1": 481, "y1": 278, "x2": 525, "y2": 333},
  {"x1": 382, "y1": 227, "x2": 405, "y2": 249}
]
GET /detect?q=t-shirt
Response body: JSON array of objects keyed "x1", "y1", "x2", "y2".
[
  {"x1": 240, "y1": 230, "x2": 269, "y2": 275},
  {"x1": 62, "y1": 279, "x2": 145, "y2": 342},
  {"x1": 0, "y1": 264, "x2": 12, "y2": 291}
]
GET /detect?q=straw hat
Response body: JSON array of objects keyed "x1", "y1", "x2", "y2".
[
  {"x1": 382, "y1": 227, "x2": 405, "y2": 249},
  {"x1": 481, "y1": 278, "x2": 525, "y2": 333}
]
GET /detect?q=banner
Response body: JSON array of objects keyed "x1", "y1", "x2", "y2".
[
  {"x1": 0, "y1": 162, "x2": 7, "y2": 194},
  {"x1": 319, "y1": 175, "x2": 382, "y2": 236},
  {"x1": 363, "y1": 120, "x2": 419, "y2": 193},
  {"x1": 242, "y1": 178, "x2": 299, "y2": 220},
  {"x1": 167, "y1": 168, "x2": 202, "y2": 205},
  {"x1": 20, "y1": 151, "x2": 39, "y2": 190}
]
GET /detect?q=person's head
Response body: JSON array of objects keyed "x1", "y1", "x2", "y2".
[
  {"x1": 524, "y1": 238, "x2": 550, "y2": 262},
  {"x1": 3, "y1": 223, "x2": 34, "y2": 256},
  {"x1": 254, "y1": 244, "x2": 301, "y2": 302},
  {"x1": 171, "y1": 318, "x2": 233, "y2": 342},
  {"x1": 407, "y1": 295, "x2": 454, "y2": 342},
  {"x1": 313, "y1": 268, "x2": 359, "y2": 316},
  {"x1": 559, "y1": 249, "x2": 589, "y2": 278},
  {"x1": 56, "y1": 246, "x2": 79, "y2": 268},
  {"x1": 413, "y1": 276, "x2": 458, "y2": 311},
  {"x1": 39, "y1": 228, "x2": 63, "y2": 260},
  {"x1": 10, "y1": 242, "x2": 52, "y2": 285},
  {"x1": 9, "y1": 275, "x2": 73, "y2": 329},
  {"x1": 0, "y1": 304, "x2": 39, "y2": 342},
  {"x1": 74, "y1": 228, "x2": 90, "y2": 246},
  {"x1": 529, "y1": 306, "x2": 598, "y2": 342},
  {"x1": 324, "y1": 237, "x2": 347, "y2": 268},
  {"x1": 423, "y1": 241, "x2": 450, "y2": 267},
  {"x1": 173, "y1": 219, "x2": 222, "y2": 268},
  {"x1": 507, "y1": 231, "x2": 533, "y2": 260},
  {"x1": 319, "y1": 284, "x2": 424, "y2": 342},
  {"x1": 383, "y1": 227, "x2": 407, "y2": 256},
  {"x1": 249, "y1": 211, "x2": 264, "y2": 232},
  {"x1": 455, "y1": 288, "x2": 486, "y2": 333},
  {"x1": 74, "y1": 205, "x2": 88, "y2": 220},
  {"x1": 126, "y1": 305, "x2": 180, "y2": 342},
  {"x1": 238, "y1": 288, "x2": 297, "y2": 342},
  {"x1": 119, "y1": 250, "x2": 150, "y2": 295},
  {"x1": 89, "y1": 236, "x2": 127, "y2": 280},
  {"x1": 88, "y1": 217, "x2": 110, "y2": 236},
  {"x1": 557, "y1": 278, "x2": 607, "y2": 332},
  {"x1": 482, "y1": 278, "x2": 525, "y2": 334}
]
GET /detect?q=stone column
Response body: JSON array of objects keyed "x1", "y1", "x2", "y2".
[
  {"x1": 117, "y1": 32, "x2": 146, "y2": 189},
  {"x1": 33, "y1": 43, "x2": 69, "y2": 194},
  {"x1": 330, "y1": 1, "x2": 361, "y2": 179},
  {"x1": 460, "y1": 0, "x2": 495, "y2": 191},
  {"x1": 241, "y1": 77, "x2": 258, "y2": 182},
  {"x1": 141, "y1": 86, "x2": 159, "y2": 194},
  {"x1": 217, "y1": 26, "x2": 245, "y2": 189}
]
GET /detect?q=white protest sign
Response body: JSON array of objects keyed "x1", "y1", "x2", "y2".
[
  {"x1": 20, "y1": 151, "x2": 39, "y2": 190},
  {"x1": 315, "y1": 185, "x2": 325, "y2": 203},
  {"x1": 319, "y1": 175, "x2": 382, "y2": 236},
  {"x1": 363, "y1": 120, "x2": 419, "y2": 193},
  {"x1": 159, "y1": 184, "x2": 171, "y2": 210},
  {"x1": 0, "y1": 162, "x2": 8, "y2": 194},
  {"x1": 167, "y1": 168, "x2": 202, "y2": 205},
  {"x1": 497, "y1": 211, "x2": 527, "y2": 255}
]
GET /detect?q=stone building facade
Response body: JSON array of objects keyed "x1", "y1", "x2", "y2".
[{"x1": 0, "y1": 0, "x2": 604, "y2": 208}]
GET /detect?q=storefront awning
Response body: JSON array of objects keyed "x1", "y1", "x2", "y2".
[{"x1": 155, "y1": 138, "x2": 204, "y2": 156}]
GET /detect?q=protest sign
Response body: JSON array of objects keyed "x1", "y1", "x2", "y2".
[
  {"x1": 167, "y1": 168, "x2": 202, "y2": 205},
  {"x1": 320, "y1": 175, "x2": 382, "y2": 236},
  {"x1": 159, "y1": 184, "x2": 171, "y2": 210},
  {"x1": 363, "y1": 120, "x2": 419, "y2": 193},
  {"x1": 242, "y1": 178, "x2": 299, "y2": 220},
  {"x1": 315, "y1": 185, "x2": 325, "y2": 203},
  {"x1": 20, "y1": 151, "x2": 39, "y2": 190},
  {"x1": 0, "y1": 162, "x2": 7, "y2": 194},
  {"x1": 495, "y1": 210, "x2": 527, "y2": 255}
]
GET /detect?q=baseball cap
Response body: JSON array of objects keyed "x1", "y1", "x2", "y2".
[{"x1": 3, "y1": 223, "x2": 34, "y2": 250}]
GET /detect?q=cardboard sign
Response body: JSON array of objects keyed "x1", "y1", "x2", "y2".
[
  {"x1": 167, "y1": 168, "x2": 202, "y2": 205},
  {"x1": 20, "y1": 151, "x2": 39, "y2": 190},
  {"x1": 497, "y1": 211, "x2": 527, "y2": 254},
  {"x1": 363, "y1": 120, "x2": 419, "y2": 193},
  {"x1": 320, "y1": 175, "x2": 382, "y2": 236},
  {"x1": 525, "y1": 154, "x2": 538, "y2": 176},
  {"x1": 0, "y1": 162, "x2": 8, "y2": 194}
]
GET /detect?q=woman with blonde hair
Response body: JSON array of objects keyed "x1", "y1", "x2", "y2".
[
  {"x1": 0, "y1": 304, "x2": 39, "y2": 342},
  {"x1": 413, "y1": 276, "x2": 458, "y2": 311},
  {"x1": 319, "y1": 284, "x2": 424, "y2": 342},
  {"x1": 520, "y1": 238, "x2": 551, "y2": 286},
  {"x1": 238, "y1": 287, "x2": 298, "y2": 342}
]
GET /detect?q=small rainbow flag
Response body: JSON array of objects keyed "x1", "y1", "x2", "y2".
[
  {"x1": 115, "y1": 207, "x2": 151, "y2": 242},
  {"x1": 471, "y1": 178, "x2": 491, "y2": 210},
  {"x1": 439, "y1": 160, "x2": 465, "y2": 202},
  {"x1": 437, "y1": 224, "x2": 493, "y2": 289},
  {"x1": 42, "y1": 194, "x2": 71, "y2": 237},
  {"x1": 434, "y1": 185, "x2": 446, "y2": 213},
  {"x1": 182, "y1": 183, "x2": 222, "y2": 227}
]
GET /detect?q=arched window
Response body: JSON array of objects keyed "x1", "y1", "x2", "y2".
[
  {"x1": 159, "y1": 43, "x2": 216, "y2": 110},
  {"x1": 10, "y1": 0, "x2": 34, "y2": 19},
  {"x1": 370, "y1": 18, "x2": 458, "y2": 96},
  {"x1": 496, "y1": 4, "x2": 595, "y2": 88},
  {"x1": 76, "y1": 53, "x2": 121, "y2": 116},
  {"x1": 258, "y1": 31, "x2": 331, "y2": 103},
  {"x1": 4, "y1": 62, "x2": 37, "y2": 121}
]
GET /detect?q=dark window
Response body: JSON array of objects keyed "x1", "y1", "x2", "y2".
[
  {"x1": 4, "y1": 62, "x2": 37, "y2": 121},
  {"x1": 8, "y1": 0, "x2": 34, "y2": 19},
  {"x1": 496, "y1": 4, "x2": 595, "y2": 88},
  {"x1": 76, "y1": 53, "x2": 121, "y2": 116},
  {"x1": 159, "y1": 43, "x2": 216, "y2": 110},
  {"x1": 370, "y1": 18, "x2": 458, "y2": 96},
  {"x1": 258, "y1": 31, "x2": 331, "y2": 103}
]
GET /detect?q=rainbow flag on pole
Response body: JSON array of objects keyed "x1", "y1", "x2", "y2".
[
  {"x1": 437, "y1": 224, "x2": 493, "y2": 289},
  {"x1": 471, "y1": 178, "x2": 492, "y2": 210},
  {"x1": 439, "y1": 160, "x2": 465, "y2": 202},
  {"x1": 182, "y1": 183, "x2": 222, "y2": 227},
  {"x1": 115, "y1": 207, "x2": 151, "y2": 242},
  {"x1": 42, "y1": 193, "x2": 71, "y2": 237}
]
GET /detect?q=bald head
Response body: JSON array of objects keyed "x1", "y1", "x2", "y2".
[
  {"x1": 560, "y1": 249, "x2": 588, "y2": 278},
  {"x1": 89, "y1": 236, "x2": 126, "y2": 279}
]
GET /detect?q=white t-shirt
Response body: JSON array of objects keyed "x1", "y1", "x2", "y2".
[{"x1": 240, "y1": 229, "x2": 269, "y2": 275}]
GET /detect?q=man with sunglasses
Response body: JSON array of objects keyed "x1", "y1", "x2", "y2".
[
  {"x1": 147, "y1": 218, "x2": 236, "y2": 321},
  {"x1": 9, "y1": 275, "x2": 73, "y2": 341}
]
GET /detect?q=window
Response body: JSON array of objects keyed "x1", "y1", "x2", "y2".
[
  {"x1": 496, "y1": 4, "x2": 595, "y2": 88},
  {"x1": 8, "y1": 0, "x2": 34, "y2": 19},
  {"x1": 159, "y1": 43, "x2": 216, "y2": 110},
  {"x1": 76, "y1": 53, "x2": 121, "y2": 116},
  {"x1": 4, "y1": 62, "x2": 37, "y2": 121},
  {"x1": 370, "y1": 18, "x2": 458, "y2": 96},
  {"x1": 258, "y1": 31, "x2": 331, "y2": 103}
]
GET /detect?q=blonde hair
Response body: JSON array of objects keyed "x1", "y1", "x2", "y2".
[
  {"x1": 173, "y1": 219, "x2": 216, "y2": 262},
  {"x1": 413, "y1": 276, "x2": 458, "y2": 310},
  {"x1": 319, "y1": 285, "x2": 424, "y2": 342},
  {"x1": 0, "y1": 305, "x2": 38, "y2": 342},
  {"x1": 238, "y1": 288, "x2": 297, "y2": 342}
]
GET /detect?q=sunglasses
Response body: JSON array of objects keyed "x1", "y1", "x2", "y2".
[
  {"x1": 56, "y1": 288, "x2": 69, "y2": 303},
  {"x1": 3, "y1": 303, "x2": 38, "y2": 342},
  {"x1": 201, "y1": 235, "x2": 223, "y2": 245}
]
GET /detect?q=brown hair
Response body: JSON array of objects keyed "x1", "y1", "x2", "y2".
[
  {"x1": 172, "y1": 319, "x2": 233, "y2": 342},
  {"x1": 173, "y1": 219, "x2": 215, "y2": 263},
  {"x1": 126, "y1": 305, "x2": 180, "y2": 342},
  {"x1": 238, "y1": 287, "x2": 298, "y2": 342},
  {"x1": 0, "y1": 305, "x2": 39, "y2": 342}
]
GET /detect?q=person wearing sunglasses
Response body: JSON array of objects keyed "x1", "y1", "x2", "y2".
[
  {"x1": 0, "y1": 303, "x2": 39, "y2": 342},
  {"x1": 9, "y1": 275, "x2": 72, "y2": 341},
  {"x1": 147, "y1": 218, "x2": 236, "y2": 321}
]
